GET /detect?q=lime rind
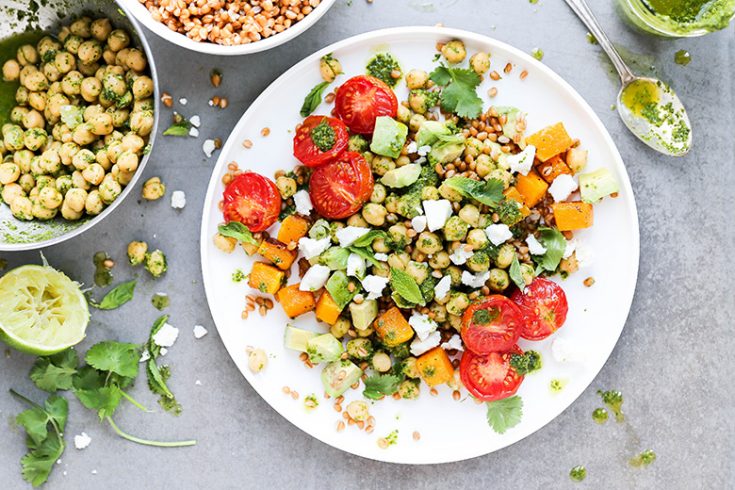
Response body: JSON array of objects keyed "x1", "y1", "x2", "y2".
[{"x1": 0, "y1": 265, "x2": 89, "y2": 355}]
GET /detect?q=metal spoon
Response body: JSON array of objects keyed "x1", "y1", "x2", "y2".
[{"x1": 563, "y1": 0, "x2": 692, "y2": 156}]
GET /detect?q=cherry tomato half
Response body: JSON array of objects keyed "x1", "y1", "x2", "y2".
[
  {"x1": 460, "y1": 346, "x2": 524, "y2": 402},
  {"x1": 222, "y1": 172, "x2": 281, "y2": 232},
  {"x1": 510, "y1": 277, "x2": 569, "y2": 341},
  {"x1": 461, "y1": 295, "x2": 524, "y2": 355},
  {"x1": 293, "y1": 115, "x2": 349, "y2": 168},
  {"x1": 334, "y1": 75, "x2": 398, "y2": 134},
  {"x1": 308, "y1": 151, "x2": 373, "y2": 220}
]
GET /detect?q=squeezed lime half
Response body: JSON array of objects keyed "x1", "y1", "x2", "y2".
[{"x1": 0, "y1": 265, "x2": 89, "y2": 355}]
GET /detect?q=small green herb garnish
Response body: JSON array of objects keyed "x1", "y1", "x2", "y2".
[
  {"x1": 569, "y1": 465, "x2": 587, "y2": 482},
  {"x1": 509, "y1": 350, "x2": 542, "y2": 375},
  {"x1": 592, "y1": 407, "x2": 609, "y2": 424},
  {"x1": 363, "y1": 374, "x2": 402, "y2": 400},
  {"x1": 472, "y1": 307, "x2": 499, "y2": 325},
  {"x1": 310, "y1": 119, "x2": 336, "y2": 152},
  {"x1": 300, "y1": 81, "x2": 330, "y2": 117},
  {"x1": 485, "y1": 395, "x2": 523, "y2": 434},
  {"x1": 509, "y1": 256, "x2": 526, "y2": 290},
  {"x1": 163, "y1": 113, "x2": 191, "y2": 137},
  {"x1": 533, "y1": 227, "x2": 567, "y2": 273},
  {"x1": 90, "y1": 279, "x2": 136, "y2": 310},
  {"x1": 144, "y1": 315, "x2": 182, "y2": 415},
  {"x1": 443, "y1": 177, "x2": 505, "y2": 208},
  {"x1": 429, "y1": 65, "x2": 483, "y2": 118},
  {"x1": 366, "y1": 52, "x2": 401, "y2": 87},
  {"x1": 218, "y1": 222, "x2": 258, "y2": 245},
  {"x1": 630, "y1": 449, "x2": 656, "y2": 468},
  {"x1": 598, "y1": 389, "x2": 625, "y2": 422},
  {"x1": 389, "y1": 267, "x2": 425, "y2": 306}
]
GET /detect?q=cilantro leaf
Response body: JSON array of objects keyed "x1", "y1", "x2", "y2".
[
  {"x1": 85, "y1": 341, "x2": 140, "y2": 379},
  {"x1": 429, "y1": 66, "x2": 483, "y2": 118},
  {"x1": 30, "y1": 349, "x2": 79, "y2": 392},
  {"x1": 300, "y1": 81, "x2": 330, "y2": 117},
  {"x1": 21, "y1": 435, "x2": 64, "y2": 487},
  {"x1": 389, "y1": 267, "x2": 425, "y2": 306},
  {"x1": 75, "y1": 385, "x2": 123, "y2": 420},
  {"x1": 363, "y1": 374, "x2": 401, "y2": 400},
  {"x1": 443, "y1": 177, "x2": 504, "y2": 208},
  {"x1": 485, "y1": 395, "x2": 523, "y2": 434},
  {"x1": 218, "y1": 222, "x2": 257, "y2": 245},
  {"x1": 16, "y1": 407, "x2": 51, "y2": 446},
  {"x1": 534, "y1": 227, "x2": 567, "y2": 273},
  {"x1": 90, "y1": 280, "x2": 136, "y2": 310},
  {"x1": 162, "y1": 116, "x2": 191, "y2": 136},
  {"x1": 509, "y1": 256, "x2": 526, "y2": 291},
  {"x1": 43, "y1": 395, "x2": 69, "y2": 431},
  {"x1": 146, "y1": 360, "x2": 181, "y2": 416}
]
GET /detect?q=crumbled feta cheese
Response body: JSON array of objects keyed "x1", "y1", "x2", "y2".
[
  {"x1": 179, "y1": 97, "x2": 188, "y2": 105},
  {"x1": 152, "y1": 323, "x2": 179, "y2": 347},
  {"x1": 551, "y1": 337, "x2": 588, "y2": 363},
  {"x1": 408, "y1": 312, "x2": 438, "y2": 341},
  {"x1": 189, "y1": 127, "x2": 199, "y2": 137},
  {"x1": 139, "y1": 350, "x2": 150, "y2": 363},
  {"x1": 202, "y1": 139, "x2": 216, "y2": 157},
  {"x1": 410, "y1": 330, "x2": 441, "y2": 356},
  {"x1": 417, "y1": 145, "x2": 432, "y2": 156},
  {"x1": 293, "y1": 190, "x2": 313, "y2": 215},
  {"x1": 434, "y1": 275, "x2": 452, "y2": 300},
  {"x1": 195, "y1": 379, "x2": 202, "y2": 386},
  {"x1": 423, "y1": 199, "x2": 453, "y2": 231},
  {"x1": 193, "y1": 325, "x2": 208, "y2": 339},
  {"x1": 507, "y1": 145, "x2": 536, "y2": 175},
  {"x1": 336, "y1": 226, "x2": 370, "y2": 247},
  {"x1": 298, "y1": 237, "x2": 331, "y2": 260},
  {"x1": 526, "y1": 234, "x2": 547, "y2": 255},
  {"x1": 406, "y1": 141, "x2": 418, "y2": 154},
  {"x1": 189, "y1": 115, "x2": 200, "y2": 127},
  {"x1": 160, "y1": 347, "x2": 168, "y2": 356},
  {"x1": 548, "y1": 174, "x2": 578, "y2": 202},
  {"x1": 461, "y1": 270, "x2": 490, "y2": 289},
  {"x1": 563, "y1": 239, "x2": 577, "y2": 259},
  {"x1": 361, "y1": 275, "x2": 389, "y2": 300},
  {"x1": 74, "y1": 432, "x2": 91, "y2": 450},
  {"x1": 485, "y1": 223, "x2": 513, "y2": 246},
  {"x1": 450, "y1": 246, "x2": 474, "y2": 265},
  {"x1": 171, "y1": 190, "x2": 186, "y2": 209},
  {"x1": 347, "y1": 253, "x2": 366, "y2": 278},
  {"x1": 299, "y1": 264, "x2": 331, "y2": 291},
  {"x1": 374, "y1": 253, "x2": 389, "y2": 262},
  {"x1": 441, "y1": 334, "x2": 464, "y2": 352},
  {"x1": 91, "y1": 470, "x2": 98, "y2": 475},
  {"x1": 411, "y1": 215, "x2": 427, "y2": 233}
]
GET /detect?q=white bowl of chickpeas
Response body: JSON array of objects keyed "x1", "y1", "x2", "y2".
[
  {"x1": 120, "y1": 0, "x2": 336, "y2": 55},
  {"x1": 0, "y1": 1, "x2": 159, "y2": 251}
]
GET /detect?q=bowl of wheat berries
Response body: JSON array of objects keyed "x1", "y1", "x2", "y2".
[{"x1": 121, "y1": 0, "x2": 337, "y2": 55}]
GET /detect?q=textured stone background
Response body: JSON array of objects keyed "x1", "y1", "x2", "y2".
[{"x1": 1, "y1": 1, "x2": 733, "y2": 488}]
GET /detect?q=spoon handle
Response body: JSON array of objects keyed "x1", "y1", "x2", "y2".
[{"x1": 563, "y1": 0, "x2": 636, "y2": 85}]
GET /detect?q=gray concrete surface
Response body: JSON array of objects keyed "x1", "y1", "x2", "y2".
[{"x1": 1, "y1": 1, "x2": 733, "y2": 488}]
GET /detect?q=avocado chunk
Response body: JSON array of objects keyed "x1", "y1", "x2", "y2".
[
  {"x1": 381, "y1": 163, "x2": 422, "y2": 188},
  {"x1": 370, "y1": 116, "x2": 408, "y2": 158},
  {"x1": 321, "y1": 360, "x2": 362, "y2": 397},
  {"x1": 429, "y1": 140, "x2": 465, "y2": 164},
  {"x1": 284, "y1": 325, "x2": 318, "y2": 352},
  {"x1": 579, "y1": 168, "x2": 619, "y2": 203},
  {"x1": 306, "y1": 333, "x2": 344, "y2": 364},
  {"x1": 416, "y1": 120, "x2": 450, "y2": 147},
  {"x1": 495, "y1": 106, "x2": 525, "y2": 141},
  {"x1": 349, "y1": 299, "x2": 378, "y2": 331}
]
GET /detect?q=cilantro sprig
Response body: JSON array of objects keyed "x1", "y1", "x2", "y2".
[
  {"x1": 429, "y1": 65, "x2": 483, "y2": 118},
  {"x1": 144, "y1": 315, "x2": 182, "y2": 415},
  {"x1": 485, "y1": 395, "x2": 523, "y2": 434},
  {"x1": 363, "y1": 374, "x2": 401, "y2": 400}
]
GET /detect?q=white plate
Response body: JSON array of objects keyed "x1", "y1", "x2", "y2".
[{"x1": 200, "y1": 27, "x2": 639, "y2": 464}]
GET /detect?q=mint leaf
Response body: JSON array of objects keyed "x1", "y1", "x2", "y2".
[
  {"x1": 146, "y1": 360, "x2": 181, "y2": 416},
  {"x1": 347, "y1": 246, "x2": 380, "y2": 266},
  {"x1": 300, "y1": 81, "x2": 330, "y2": 117},
  {"x1": 85, "y1": 341, "x2": 140, "y2": 379},
  {"x1": 430, "y1": 66, "x2": 482, "y2": 118},
  {"x1": 389, "y1": 267, "x2": 425, "y2": 306},
  {"x1": 443, "y1": 177, "x2": 504, "y2": 208},
  {"x1": 486, "y1": 395, "x2": 523, "y2": 434},
  {"x1": 91, "y1": 280, "x2": 136, "y2": 310},
  {"x1": 218, "y1": 222, "x2": 257, "y2": 245},
  {"x1": 325, "y1": 271, "x2": 356, "y2": 310},
  {"x1": 351, "y1": 230, "x2": 388, "y2": 248},
  {"x1": 534, "y1": 227, "x2": 567, "y2": 273},
  {"x1": 509, "y1": 256, "x2": 526, "y2": 291},
  {"x1": 363, "y1": 374, "x2": 401, "y2": 400},
  {"x1": 30, "y1": 349, "x2": 79, "y2": 392}
]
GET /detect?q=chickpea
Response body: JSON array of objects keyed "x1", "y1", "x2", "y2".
[
  {"x1": 319, "y1": 54, "x2": 342, "y2": 82},
  {"x1": 108, "y1": 107, "x2": 130, "y2": 127},
  {"x1": 272, "y1": 175, "x2": 295, "y2": 199},
  {"x1": 396, "y1": 104, "x2": 411, "y2": 124},
  {"x1": 419, "y1": 186, "x2": 438, "y2": 201},
  {"x1": 77, "y1": 40, "x2": 102, "y2": 64},
  {"x1": 466, "y1": 228, "x2": 489, "y2": 250},
  {"x1": 91, "y1": 18, "x2": 112, "y2": 41},
  {"x1": 133, "y1": 97, "x2": 153, "y2": 113},
  {"x1": 362, "y1": 203, "x2": 387, "y2": 226},
  {"x1": 441, "y1": 39, "x2": 467, "y2": 64},
  {"x1": 469, "y1": 52, "x2": 491, "y2": 75},
  {"x1": 106, "y1": 29, "x2": 130, "y2": 52},
  {"x1": 371, "y1": 352, "x2": 392, "y2": 373},
  {"x1": 416, "y1": 231, "x2": 443, "y2": 255},
  {"x1": 55, "y1": 175, "x2": 73, "y2": 195},
  {"x1": 14, "y1": 149, "x2": 34, "y2": 173},
  {"x1": 39, "y1": 149, "x2": 61, "y2": 174},
  {"x1": 2, "y1": 182, "x2": 24, "y2": 205},
  {"x1": 408, "y1": 90, "x2": 432, "y2": 114},
  {"x1": 428, "y1": 250, "x2": 451, "y2": 269},
  {"x1": 344, "y1": 400, "x2": 370, "y2": 421},
  {"x1": 23, "y1": 128, "x2": 47, "y2": 151},
  {"x1": 103, "y1": 73, "x2": 126, "y2": 97},
  {"x1": 247, "y1": 348, "x2": 268, "y2": 374},
  {"x1": 58, "y1": 142, "x2": 80, "y2": 165},
  {"x1": 438, "y1": 181, "x2": 464, "y2": 202},
  {"x1": 46, "y1": 93, "x2": 70, "y2": 119},
  {"x1": 475, "y1": 154, "x2": 495, "y2": 177},
  {"x1": 19, "y1": 65, "x2": 37, "y2": 86},
  {"x1": 495, "y1": 243, "x2": 516, "y2": 269},
  {"x1": 69, "y1": 17, "x2": 92, "y2": 38},
  {"x1": 446, "y1": 291, "x2": 470, "y2": 316},
  {"x1": 60, "y1": 199, "x2": 83, "y2": 220},
  {"x1": 77, "y1": 61, "x2": 99, "y2": 77},
  {"x1": 458, "y1": 204, "x2": 481, "y2": 227},
  {"x1": 3, "y1": 125, "x2": 25, "y2": 150},
  {"x1": 72, "y1": 170, "x2": 90, "y2": 190},
  {"x1": 370, "y1": 238, "x2": 389, "y2": 255},
  {"x1": 446, "y1": 265, "x2": 463, "y2": 286},
  {"x1": 82, "y1": 163, "x2": 105, "y2": 185},
  {"x1": 106, "y1": 140, "x2": 123, "y2": 163},
  {"x1": 18, "y1": 174, "x2": 35, "y2": 193},
  {"x1": 398, "y1": 380, "x2": 420, "y2": 399},
  {"x1": 370, "y1": 183, "x2": 387, "y2": 203},
  {"x1": 95, "y1": 149, "x2": 111, "y2": 170},
  {"x1": 212, "y1": 233, "x2": 236, "y2": 254},
  {"x1": 72, "y1": 148, "x2": 95, "y2": 170},
  {"x1": 405, "y1": 261, "x2": 429, "y2": 285},
  {"x1": 488, "y1": 268, "x2": 510, "y2": 292},
  {"x1": 405, "y1": 69, "x2": 429, "y2": 90},
  {"x1": 429, "y1": 302, "x2": 448, "y2": 322},
  {"x1": 0, "y1": 163, "x2": 20, "y2": 185},
  {"x1": 141, "y1": 176, "x2": 166, "y2": 200},
  {"x1": 464, "y1": 138, "x2": 484, "y2": 159},
  {"x1": 115, "y1": 168, "x2": 135, "y2": 186},
  {"x1": 60, "y1": 71, "x2": 84, "y2": 96},
  {"x1": 487, "y1": 168, "x2": 512, "y2": 189},
  {"x1": 121, "y1": 133, "x2": 144, "y2": 153},
  {"x1": 443, "y1": 216, "x2": 470, "y2": 241},
  {"x1": 125, "y1": 48, "x2": 147, "y2": 72},
  {"x1": 10, "y1": 195, "x2": 33, "y2": 220},
  {"x1": 408, "y1": 113, "x2": 426, "y2": 132},
  {"x1": 89, "y1": 113, "x2": 114, "y2": 136},
  {"x1": 2, "y1": 59, "x2": 20, "y2": 81},
  {"x1": 42, "y1": 63, "x2": 61, "y2": 83},
  {"x1": 31, "y1": 200, "x2": 57, "y2": 220},
  {"x1": 21, "y1": 109, "x2": 44, "y2": 129},
  {"x1": 98, "y1": 174, "x2": 121, "y2": 204},
  {"x1": 387, "y1": 251, "x2": 410, "y2": 271},
  {"x1": 145, "y1": 249, "x2": 167, "y2": 278},
  {"x1": 17, "y1": 45, "x2": 38, "y2": 66},
  {"x1": 84, "y1": 189, "x2": 103, "y2": 214},
  {"x1": 131, "y1": 76, "x2": 153, "y2": 100},
  {"x1": 330, "y1": 317, "x2": 351, "y2": 339},
  {"x1": 384, "y1": 194, "x2": 398, "y2": 214},
  {"x1": 128, "y1": 111, "x2": 151, "y2": 138},
  {"x1": 10, "y1": 106, "x2": 29, "y2": 124},
  {"x1": 15, "y1": 85, "x2": 29, "y2": 105},
  {"x1": 80, "y1": 76, "x2": 102, "y2": 102},
  {"x1": 388, "y1": 223, "x2": 408, "y2": 245},
  {"x1": 116, "y1": 150, "x2": 138, "y2": 173},
  {"x1": 39, "y1": 186, "x2": 63, "y2": 209},
  {"x1": 520, "y1": 263, "x2": 535, "y2": 286},
  {"x1": 83, "y1": 104, "x2": 104, "y2": 122},
  {"x1": 371, "y1": 156, "x2": 395, "y2": 176},
  {"x1": 30, "y1": 156, "x2": 44, "y2": 176},
  {"x1": 28, "y1": 91, "x2": 46, "y2": 112},
  {"x1": 72, "y1": 123, "x2": 97, "y2": 145},
  {"x1": 344, "y1": 214, "x2": 367, "y2": 228},
  {"x1": 37, "y1": 36, "x2": 61, "y2": 58},
  {"x1": 466, "y1": 251, "x2": 490, "y2": 273},
  {"x1": 54, "y1": 52, "x2": 77, "y2": 74}
]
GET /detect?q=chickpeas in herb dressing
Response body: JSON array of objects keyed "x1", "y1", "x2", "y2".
[{"x1": 0, "y1": 17, "x2": 154, "y2": 222}]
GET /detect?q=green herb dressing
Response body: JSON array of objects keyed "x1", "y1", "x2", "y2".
[
  {"x1": 674, "y1": 49, "x2": 692, "y2": 65},
  {"x1": 630, "y1": 449, "x2": 657, "y2": 467},
  {"x1": 366, "y1": 53, "x2": 401, "y2": 88},
  {"x1": 592, "y1": 407, "x2": 609, "y2": 424},
  {"x1": 643, "y1": 0, "x2": 735, "y2": 30},
  {"x1": 93, "y1": 252, "x2": 113, "y2": 287},
  {"x1": 0, "y1": 31, "x2": 44, "y2": 127},
  {"x1": 597, "y1": 389, "x2": 625, "y2": 422},
  {"x1": 569, "y1": 466, "x2": 587, "y2": 482},
  {"x1": 151, "y1": 293, "x2": 170, "y2": 310}
]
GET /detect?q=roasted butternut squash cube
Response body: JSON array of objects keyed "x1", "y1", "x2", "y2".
[
  {"x1": 257, "y1": 238, "x2": 297, "y2": 270},
  {"x1": 373, "y1": 307, "x2": 413, "y2": 347},
  {"x1": 515, "y1": 170, "x2": 549, "y2": 208},
  {"x1": 552, "y1": 201, "x2": 594, "y2": 231},
  {"x1": 315, "y1": 291, "x2": 342, "y2": 326},
  {"x1": 526, "y1": 122, "x2": 574, "y2": 162},
  {"x1": 416, "y1": 347, "x2": 454, "y2": 387},
  {"x1": 502, "y1": 187, "x2": 531, "y2": 217},
  {"x1": 248, "y1": 262, "x2": 285, "y2": 295},
  {"x1": 277, "y1": 215, "x2": 310, "y2": 245},
  {"x1": 536, "y1": 154, "x2": 572, "y2": 184},
  {"x1": 275, "y1": 284, "x2": 316, "y2": 318}
]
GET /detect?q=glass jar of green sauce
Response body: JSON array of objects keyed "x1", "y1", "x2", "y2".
[{"x1": 618, "y1": 0, "x2": 735, "y2": 36}]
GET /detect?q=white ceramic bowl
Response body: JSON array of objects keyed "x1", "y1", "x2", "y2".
[{"x1": 120, "y1": 0, "x2": 337, "y2": 55}]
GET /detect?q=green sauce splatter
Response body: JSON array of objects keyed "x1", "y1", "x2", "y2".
[
  {"x1": 597, "y1": 389, "x2": 624, "y2": 422},
  {"x1": 151, "y1": 292, "x2": 170, "y2": 310},
  {"x1": 232, "y1": 269, "x2": 246, "y2": 283},
  {"x1": 630, "y1": 449, "x2": 657, "y2": 468},
  {"x1": 550, "y1": 378, "x2": 566, "y2": 393},
  {"x1": 531, "y1": 48, "x2": 544, "y2": 61},
  {"x1": 93, "y1": 251, "x2": 113, "y2": 287},
  {"x1": 674, "y1": 49, "x2": 691, "y2": 65},
  {"x1": 586, "y1": 32, "x2": 598, "y2": 44},
  {"x1": 592, "y1": 407, "x2": 609, "y2": 424},
  {"x1": 569, "y1": 465, "x2": 587, "y2": 482},
  {"x1": 642, "y1": 0, "x2": 735, "y2": 30},
  {"x1": 366, "y1": 53, "x2": 401, "y2": 88}
]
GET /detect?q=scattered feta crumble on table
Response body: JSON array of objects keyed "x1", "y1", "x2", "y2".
[
  {"x1": 193, "y1": 325, "x2": 208, "y2": 339},
  {"x1": 202, "y1": 139, "x2": 216, "y2": 157},
  {"x1": 189, "y1": 115, "x2": 201, "y2": 127},
  {"x1": 171, "y1": 190, "x2": 186, "y2": 209},
  {"x1": 152, "y1": 323, "x2": 179, "y2": 347},
  {"x1": 74, "y1": 432, "x2": 91, "y2": 450},
  {"x1": 189, "y1": 127, "x2": 199, "y2": 137},
  {"x1": 179, "y1": 97, "x2": 187, "y2": 105}
]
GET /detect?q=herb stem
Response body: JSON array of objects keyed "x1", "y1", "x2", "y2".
[
  {"x1": 9, "y1": 389, "x2": 42, "y2": 409},
  {"x1": 120, "y1": 390, "x2": 150, "y2": 412},
  {"x1": 106, "y1": 417, "x2": 196, "y2": 447}
]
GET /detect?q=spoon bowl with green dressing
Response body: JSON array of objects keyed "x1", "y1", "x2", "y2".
[{"x1": 564, "y1": 0, "x2": 692, "y2": 157}]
